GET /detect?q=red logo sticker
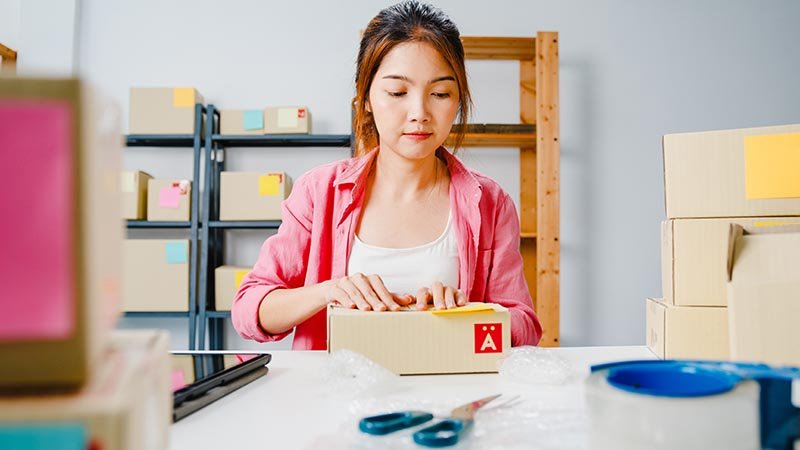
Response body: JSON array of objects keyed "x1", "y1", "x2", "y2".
[
  {"x1": 297, "y1": 108, "x2": 306, "y2": 118},
  {"x1": 474, "y1": 323, "x2": 502, "y2": 354}
]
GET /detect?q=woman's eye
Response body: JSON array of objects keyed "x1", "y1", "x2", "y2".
[
  {"x1": 388, "y1": 91, "x2": 406, "y2": 97},
  {"x1": 432, "y1": 92, "x2": 451, "y2": 98}
]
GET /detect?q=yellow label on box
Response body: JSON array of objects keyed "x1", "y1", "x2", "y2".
[
  {"x1": 744, "y1": 133, "x2": 800, "y2": 199},
  {"x1": 754, "y1": 221, "x2": 800, "y2": 227},
  {"x1": 258, "y1": 174, "x2": 280, "y2": 196},
  {"x1": 120, "y1": 172, "x2": 135, "y2": 193},
  {"x1": 234, "y1": 270, "x2": 248, "y2": 289},
  {"x1": 429, "y1": 303, "x2": 495, "y2": 315},
  {"x1": 277, "y1": 108, "x2": 298, "y2": 128},
  {"x1": 173, "y1": 88, "x2": 195, "y2": 108}
]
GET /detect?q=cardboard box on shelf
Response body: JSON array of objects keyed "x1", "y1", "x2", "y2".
[
  {"x1": 264, "y1": 106, "x2": 310, "y2": 134},
  {"x1": 214, "y1": 265, "x2": 251, "y2": 311},
  {"x1": 219, "y1": 172, "x2": 290, "y2": 221},
  {"x1": 726, "y1": 224, "x2": 800, "y2": 366},
  {"x1": 662, "y1": 217, "x2": 800, "y2": 307},
  {"x1": 129, "y1": 87, "x2": 203, "y2": 134},
  {"x1": 147, "y1": 179, "x2": 191, "y2": 222},
  {"x1": 122, "y1": 239, "x2": 189, "y2": 312},
  {"x1": 0, "y1": 77, "x2": 122, "y2": 390},
  {"x1": 663, "y1": 123, "x2": 800, "y2": 219},
  {"x1": 0, "y1": 330, "x2": 171, "y2": 450},
  {"x1": 646, "y1": 297, "x2": 729, "y2": 360},
  {"x1": 328, "y1": 303, "x2": 510, "y2": 375},
  {"x1": 220, "y1": 109, "x2": 266, "y2": 135},
  {"x1": 121, "y1": 170, "x2": 152, "y2": 220},
  {"x1": 170, "y1": 354, "x2": 195, "y2": 392}
]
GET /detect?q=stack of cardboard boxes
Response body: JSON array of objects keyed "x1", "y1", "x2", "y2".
[
  {"x1": 0, "y1": 78, "x2": 171, "y2": 449},
  {"x1": 648, "y1": 124, "x2": 800, "y2": 364}
]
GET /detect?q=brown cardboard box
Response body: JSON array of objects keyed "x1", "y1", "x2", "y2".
[
  {"x1": 662, "y1": 217, "x2": 800, "y2": 307},
  {"x1": 170, "y1": 354, "x2": 196, "y2": 390},
  {"x1": 147, "y1": 179, "x2": 191, "y2": 222},
  {"x1": 726, "y1": 224, "x2": 800, "y2": 366},
  {"x1": 214, "y1": 265, "x2": 251, "y2": 311},
  {"x1": 0, "y1": 78, "x2": 122, "y2": 390},
  {"x1": 646, "y1": 297, "x2": 729, "y2": 360},
  {"x1": 121, "y1": 170, "x2": 152, "y2": 220},
  {"x1": 129, "y1": 87, "x2": 203, "y2": 134},
  {"x1": 264, "y1": 106, "x2": 310, "y2": 134},
  {"x1": 663, "y1": 123, "x2": 800, "y2": 219},
  {"x1": 220, "y1": 109, "x2": 265, "y2": 135},
  {"x1": 0, "y1": 330, "x2": 171, "y2": 450},
  {"x1": 122, "y1": 239, "x2": 189, "y2": 312},
  {"x1": 328, "y1": 303, "x2": 510, "y2": 375},
  {"x1": 219, "y1": 172, "x2": 290, "y2": 221}
]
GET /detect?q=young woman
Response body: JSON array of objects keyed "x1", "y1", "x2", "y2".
[{"x1": 232, "y1": 1, "x2": 542, "y2": 350}]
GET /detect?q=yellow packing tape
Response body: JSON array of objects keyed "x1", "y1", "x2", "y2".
[
  {"x1": 234, "y1": 270, "x2": 249, "y2": 289},
  {"x1": 429, "y1": 303, "x2": 495, "y2": 315}
]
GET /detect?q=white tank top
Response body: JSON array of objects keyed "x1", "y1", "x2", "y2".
[{"x1": 347, "y1": 212, "x2": 460, "y2": 296}]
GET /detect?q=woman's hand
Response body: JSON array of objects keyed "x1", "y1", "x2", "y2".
[
  {"x1": 415, "y1": 281, "x2": 467, "y2": 310},
  {"x1": 323, "y1": 273, "x2": 415, "y2": 311}
]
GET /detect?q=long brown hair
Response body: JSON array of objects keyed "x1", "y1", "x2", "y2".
[{"x1": 352, "y1": 1, "x2": 472, "y2": 156}]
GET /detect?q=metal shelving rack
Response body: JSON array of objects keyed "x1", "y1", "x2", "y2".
[
  {"x1": 123, "y1": 103, "x2": 207, "y2": 349},
  {"x1": 197, "y1": 104, "x2": 353, "y2": 349}
]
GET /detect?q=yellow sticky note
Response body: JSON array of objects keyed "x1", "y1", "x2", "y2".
[
  {"x1": 429, "y1": 303, "x2": 495, "y2": 315},
  {"x1": 173, "y1": 88, "x2": 195, "y2": 108},
  {"x1": 234, "y1": 270, "x2": 248, "y2": 289},
  {"x1": 754, "y1": 221, "x2": 800, "y2": 227},
  {"x1": 258, "y1": 174, "x2": 280, "y2": 196},
  {"x1": 277, "y1": 108, "x2": 298, "y2": 128},
  {"x1": 744, "y1": 133, "x2": 800, "y2": 199}
]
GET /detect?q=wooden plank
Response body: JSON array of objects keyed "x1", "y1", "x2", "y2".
[
  {"x1": 521, "y1": 239, "x2": 538, "y2": 313},
  {"x1": 535, "y1": 32, "x2": 560, "y2": 348},
  {"x1": 0, "y1": 43, "x2": 16, "y2": 60},
  {"x1": 520, "y1": 232, "x2": 537, "y2": 239},
  {"x1": 520, "y1": 60, "x2": 537, "y2": 238},
  {"x1": 448, "y1": 132, "x2": 535, "y2": 148},
  {"x1": 461, "y1": 36, "x2": 535, "y2": 60},
  {"x1": 0, "y1": 43, "x2": 17, "y2": 74},
  {"x1": 451, "y1": 123, "x2": 535, "y2": 134}
]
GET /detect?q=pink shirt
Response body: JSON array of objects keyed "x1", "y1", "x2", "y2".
[{"x1": 232, "y1": 147, "x2": 543, "y2": 349}]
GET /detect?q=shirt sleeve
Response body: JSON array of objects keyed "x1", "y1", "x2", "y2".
[
  {"x1": 484, "y1": 192, "x2": 543, "y2": 346},
  {"x1": 231, "y1": 173, "x2": 314, "y2": 343}
]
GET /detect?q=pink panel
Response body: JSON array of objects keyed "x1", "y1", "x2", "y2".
[{"x1": 0, "y1": 100, "x2": 75, "y2": 341}]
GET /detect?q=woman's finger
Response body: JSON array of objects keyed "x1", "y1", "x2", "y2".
[
  {"x1": 431, "y1": 281, "x2": 445, "y2": 310},
  {"x1": 444, "y1": 285, "x2": 456, "y2": 309},
  {"x1": 456, "y1": 289, "x2": 467, "y2": 306},
  {"x1": 338, "y1": 277, "x2": 371, "y2": 311},
  {"x1": 328, "y1": 285, "x2": 355, "y2": 309},
  {"x1": 366, "y1": 274, "x2": 400, "y2": 311},
  {"x1": 393, "y1": 293, "x2": 415, "y2": 307},
  {"x1": 415, "y1": 287, "x2": 430, "y2": 310}
]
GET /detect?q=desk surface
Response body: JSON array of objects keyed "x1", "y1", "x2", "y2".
[{"x1": 169, "y1": 346, "x2": 655, "y2": 450}]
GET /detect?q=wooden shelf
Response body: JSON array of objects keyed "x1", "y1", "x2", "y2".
[
  {"x1": 448, "y1": 123, "x2": 536, "y2": 148},
  {"x1": 461, "y1": 37, "x2": 535, "y2": 60},
  {"x1": 520, "y1": 232, "x2": 537, "y2": 239}
]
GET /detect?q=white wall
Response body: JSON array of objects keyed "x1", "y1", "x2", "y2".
[
  {"x1": 0, "y1": 0, "x2": 20, "y2": 51},
  {"x1": 72, "y1": 0, "x2": 800, "y2": 349}
]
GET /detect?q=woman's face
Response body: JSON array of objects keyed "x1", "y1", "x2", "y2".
[{"x1": 367, "y1": 41, "x2": 460, "y2": 161}]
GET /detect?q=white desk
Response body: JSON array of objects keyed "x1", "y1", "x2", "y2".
[{"x1": 169, "y1": 346, "x2": 655, "y2": 450}]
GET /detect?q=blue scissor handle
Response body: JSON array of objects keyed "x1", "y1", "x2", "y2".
[
  {"x1": 359, "y1": 411, "x2": 434, "y2": 435},
  {"x1": 412, "y1": 418, "x2": 469, "y2": 447}
]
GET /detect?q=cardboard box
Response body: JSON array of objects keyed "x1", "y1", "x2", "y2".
[
  {"x1": 214, "y1": 265, "x2": 251, "y2": 311},
  {"x1": 662, "y1": 217, "x2": 800, "y2": 307},
  {"x1": 0, "y1": 78, "x2": 122, "y2": 390},
  {"x1": 219, "y1": 172, "x2": 290, "y2": 221},
  {"x1": 328, "y1": 303, "x2": 510, "y2": 375},
  {"x1": 646, "y1": 298, "x2": 729, "y2": 360},
  {"x1": 726, "y1": 225, "x2": 800, "y2": 366},
  {"x1": 170, "y1": 354, "x2": 196, "y2": 391},
  {"x1": 663, "y1": 123, "x2": 800, "y2": 218},
  {"x1": 264, "y1": 106, "x2": 310, "y2": 134},
  {"x1": 129, "y1": 87, "x2": 203, "y2": 134},
  {"x1": 220, "y1": 109, "x2": 266, "y2": 135},
  {"x1": 121, "y1": 170, "x2": 152, "y2": 220},
  {"x1": 0, "y1": 330, "x2": 171, "y2": 450},
  {"x1": 122, "y1": 239, "x2": 190, "y2": 312},
  {"x1": 147, "y1": 178, "x2": 191, "y2": 222}
]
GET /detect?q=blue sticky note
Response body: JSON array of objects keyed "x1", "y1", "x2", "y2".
[
  {"x1": 165, "y1": 241, "x2": 188, "y2": 264},
  {"x1": 0, "y1": 423, "x2": 87, "y2": 450},
  {"x1": 243, "y1": 110, "x2": 263, "y2": 131}
]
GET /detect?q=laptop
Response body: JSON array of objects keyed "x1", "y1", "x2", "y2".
[{"x1": 170, "y1": 351, "x2": 271, "y2": 422}]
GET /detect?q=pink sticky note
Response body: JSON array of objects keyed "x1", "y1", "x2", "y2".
[
  {"x1": 0, "y1": 100, "x2": 75, "y2": 341},
  {"x1": 171, "y1": 370, "x2": 187, "y2": 392},
  {"x1": 159, "y1": 186, "x2": 181, "y2": 209}
]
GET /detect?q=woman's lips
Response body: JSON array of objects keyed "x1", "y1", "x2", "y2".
[{"x1": 403, "y1": 132, "x2": 432, "y2": 141}]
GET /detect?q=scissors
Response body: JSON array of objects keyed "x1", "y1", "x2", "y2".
[{"x1": 358, "y1": 394, "x2": 501, "y2": 447}]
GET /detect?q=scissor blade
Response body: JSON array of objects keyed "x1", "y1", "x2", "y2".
[{"x1": 450, "y1": 394, "x2": 502, "y2": 421}]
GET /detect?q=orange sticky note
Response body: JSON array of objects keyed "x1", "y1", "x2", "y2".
[
  {"x1": 172, "y1": 88, "x2": 195, "y2": 108},
  {"x1": 258, "y1": 174, "x2": 280, "y2": 196},
  {"x1": 234, "y1": 270, "x2": 248, "y2": 289},
  {"x1": 744, "y1": 133, "x2": 800, "y2": 199}
]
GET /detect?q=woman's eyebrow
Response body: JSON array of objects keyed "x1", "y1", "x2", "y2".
[{"x1": 381, "y1": 75, "x2": 456, "y2": 84}]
